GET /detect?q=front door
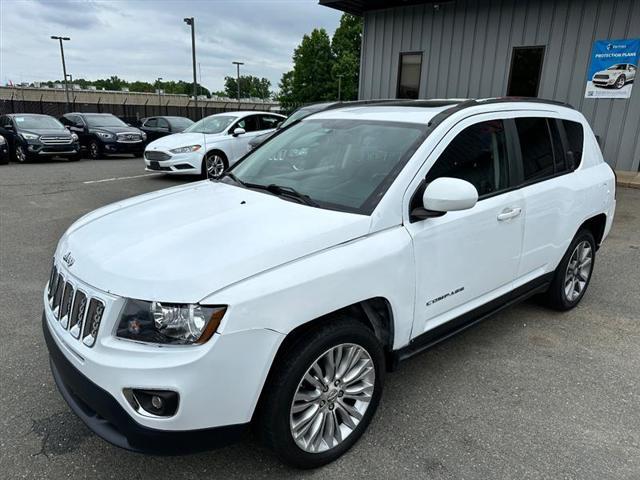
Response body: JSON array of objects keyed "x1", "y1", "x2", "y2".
[
  {"x1": 404, "y1": 117, "x2": 524, "y2": 338},
  {"x1": 229, "y1": 115, "x2": 263, "y2": 161}
]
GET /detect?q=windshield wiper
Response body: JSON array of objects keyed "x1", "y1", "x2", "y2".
[
  {"x1": 220, "y1": 171, "x2": 245, "y2": 186},
  {"x1": 264, "y1": 184, "x2": 320, "y2": 207}
]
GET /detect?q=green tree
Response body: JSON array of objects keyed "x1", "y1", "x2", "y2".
[
  {"x1": 331, "y1": 14, "x2": 362, "y2": 101},
  {"x1": 224, "y1": 75, "x2": 272, "y2": 99}
]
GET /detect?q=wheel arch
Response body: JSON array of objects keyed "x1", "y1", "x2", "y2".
[{"x1": 579, "y1": 213, "x2": 607, "y2": 249}]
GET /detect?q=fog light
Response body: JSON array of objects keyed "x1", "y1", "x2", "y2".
[{"x1": 124, "y1": 388, "x2": 179, "y2": 417}]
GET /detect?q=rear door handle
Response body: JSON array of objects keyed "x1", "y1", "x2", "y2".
[{"x1": 497, "y1": 207, "x2": 522, "y2": 221}]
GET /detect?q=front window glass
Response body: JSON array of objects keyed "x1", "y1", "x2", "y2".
[
  {"x1": 184, "y1": 115, "x2": 235, "y2": 134},
  {"x1": 425, "y1": 120, "x2": 509, "y2": 197},
  {"x1": 14, "y1": 115, "x2": 64, "y2": 130},
  {"x1": 84, "y1": 115, "x2": 127, "y2": 127},
  {"x1": 229, "y1": 119, "x2": 426, "y2": 214}
]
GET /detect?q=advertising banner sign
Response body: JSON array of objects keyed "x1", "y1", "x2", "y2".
[{"x1": 585, "y1": 39, "x2": 639, "y2": 99}]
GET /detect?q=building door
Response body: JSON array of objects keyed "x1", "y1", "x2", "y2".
[{"x1": 507, "y1": 46, "x2": 545, "y2": 97}]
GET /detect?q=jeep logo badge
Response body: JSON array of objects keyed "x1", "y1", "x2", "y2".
[{"x1": 63, "y1": 251, "x2": 75, "y2": 267}]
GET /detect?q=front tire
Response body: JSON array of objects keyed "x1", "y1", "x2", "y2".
[
  {"x1": 88, "y1": 140, "x2": 103, "y2": 159},
  {"x1": 259, "y1": 318, "x2": 384, "y2": 469},
  {"x1": 543, "y1": 229, "x2": 596, "y2": 311},
  {"x1": 615, "y1": 75, "x2": 626, "y2": 89},
  {"x1": 202, "y1": 151, "x2": 228, "y2": 179},
  {"x1": 14, "y1": 144, "x2": 30, "y2": 163}
]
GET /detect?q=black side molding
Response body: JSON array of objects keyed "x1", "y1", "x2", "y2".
[{"x1": 390, "y1": 273, "x2": 554, "y2": 369}]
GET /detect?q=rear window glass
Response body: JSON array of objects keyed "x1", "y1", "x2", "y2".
[
  {"x1": 562, "y1": 120, "x2": 584, "y2": 170},
  {"x1": 515, "y1": 117, "x2": 554, "y2": 181}
]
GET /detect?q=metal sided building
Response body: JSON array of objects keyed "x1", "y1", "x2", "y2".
[{"x1": 320, "y1": 0, "x2": 640, "y2": 173}]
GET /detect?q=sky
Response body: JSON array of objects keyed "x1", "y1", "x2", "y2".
[{"x1": 0, "y1": 0, "x2": 342, "y2": 93}]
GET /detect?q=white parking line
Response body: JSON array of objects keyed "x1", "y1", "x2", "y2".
[{"x1": 83, "y1": 173, "x2": 162, "y2": 184}]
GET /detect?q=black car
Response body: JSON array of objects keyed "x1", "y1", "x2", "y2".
[
  {"x1": 247, "y1": 102, "x2": 341, "y2": 151},
  {"x1": 0, "y1": 135, "x2": 9, "y2": 164},
  {"x1": 138, "y1": 116, "x2": 194, "y2": 143},
  {"x1": 0, "y1": 113, "x2": 80, "y2": 163},
  {"x1": 60, "y1": 113, "x2": 146, "y2": 159}
]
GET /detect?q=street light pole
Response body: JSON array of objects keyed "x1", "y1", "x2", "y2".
[
  {"x1": 51, "y1": 36, "x2": 71, "y2": 110},
  {"x1": 183, "y1": 17, "x2": 198, "y2": 117},
  {"x1": 337, "y1": 74, "x2": 344, "y2": 101},
  {"x1": 156, "y1": 77, "x2": 163, "y2": 111},
  {"x1": 232, "y1": 61, "x2": 244, "y2": 103}
]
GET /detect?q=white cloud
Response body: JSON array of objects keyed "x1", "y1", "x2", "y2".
[{"x1": 0, "y1": 0, "x2": 342, "y2": 91}]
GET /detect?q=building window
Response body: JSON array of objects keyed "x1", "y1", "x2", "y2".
[
  {"x1": 397, "y1": 52, "x2": 422, "y2": 99},
  {"x1": 507, "y1": 46, "x2": 545, "y2": 97}
]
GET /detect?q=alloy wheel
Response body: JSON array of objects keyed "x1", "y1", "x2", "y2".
[
  {"x1": 616, "y1": 76, "x2": 625, "y2": 88},
  {"x1": 206, "y1": 154, "x2": 225, "y2": 178},
  {"x1": 564, "y1": 240, "x2": 593, "y2": 302},
  {"x1": 89, "y1": 142, "x2": 99, "y2": 159},
  {"x1": 15, "y1": 145, "x2": 27, "y2": 163},
  {"x1": 289, "y1": 343, "x2": 375, "y2": 454}
]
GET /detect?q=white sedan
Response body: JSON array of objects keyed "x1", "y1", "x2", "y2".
[{"x1": 144, "y1": 111, "x2": 285, "y2": 177}]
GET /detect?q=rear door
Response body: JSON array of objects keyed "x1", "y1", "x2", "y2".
[
  {"x1": 512, "y1": 116, "x2": 581, "y2": 283},
  {"x1": 405, "y1": 115, "x2": 525, "y2": 338}
]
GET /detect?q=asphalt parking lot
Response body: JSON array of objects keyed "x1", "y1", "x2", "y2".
[{"x1": 1, "y1": 157, "x2": 639, "y2": 479}]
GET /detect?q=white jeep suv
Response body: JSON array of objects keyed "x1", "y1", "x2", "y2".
[
  {"x1": 144, "y1": 111, "x2": 285, "y2": 177},
  {"x1": 43, "y1": 98, "x2": 616, "y2": 468}
]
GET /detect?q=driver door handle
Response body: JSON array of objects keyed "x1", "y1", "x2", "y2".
[{"x1": 497, "y1": 207, "x2": 522, "y2": 221}]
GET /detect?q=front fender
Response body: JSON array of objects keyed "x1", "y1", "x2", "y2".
[{"x1": 200, "y1": 226, "x2": 416, "y2": 351}]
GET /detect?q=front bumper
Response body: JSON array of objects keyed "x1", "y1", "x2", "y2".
[
  {"x1": 27, "y1": 142, "x2": 80, "y2": 156},
  {"x1": 43, "y1": 314, "x2": 247, "y2": 453},
  {"x1": 592, "y1": 77, "x2": 616, "y2": 86},
  {"x1": 103, "y1": 140, "x2": 145, "y2": 155},
  {"x1": 144, "y1": 150, "x2": 203, "y2": 175}
]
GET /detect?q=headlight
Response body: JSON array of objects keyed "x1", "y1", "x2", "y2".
[
  {"x1": 141, "y1": 132, "x2": 147, "y2": 140},
  {"x1": 0, "y1": 136, "x2": 6, "y2": 145},
  {"x1": 21, "y1": 133, "x2": 39, "y2": 140},
  {"x1": 96, "y1": 132, "x2": 114, "y2": 139},
  {"x1": 116, "y1": 299, "x2": 226, "y2": 345},
  {"x1": 170, "y1": 145, "x2": 201, "y2": 154},
  {"x1": 71, "y1": 133, "x2": 79, "y2": 141}
]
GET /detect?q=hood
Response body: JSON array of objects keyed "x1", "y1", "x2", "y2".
[
  {"x1": 58, "y1": 181, "x2": 370, "y2": 303},
  {"x1": 90, "y1": 126, "x2": 142, "y2": 135},
  {"x1": 146, "y1": 131, "x2": 223, "y2": 150},
  {"x1": 21, "y1": 128, "x2": 70, "y2": 136}
]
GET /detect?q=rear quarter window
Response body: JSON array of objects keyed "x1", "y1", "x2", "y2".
[
  {"x1": 562, "y1": 120, "x2": 584, "y2": 170},
  {"x1": 515, "y1": 117, "x2": 555, "y2": 181}
]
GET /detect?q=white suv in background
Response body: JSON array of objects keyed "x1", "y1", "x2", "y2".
[
  {"x1": 143, "y1": 111, "x2": 285, "y2": 177},
  {"x1": 44, "y1": 98, "x2": 615, "y2": 468}
]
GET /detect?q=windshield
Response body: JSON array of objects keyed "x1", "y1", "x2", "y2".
[
  {"x1": 85, "y1": 115, "x2": 127, "y2": 127},
  {"x1": 610, "y1": 64, "x2": 627, "y2": 70},
  {"x1": 168, "y1": 117, "x2": 194, "y2": 129},
  {"x1": 227, "y1": 119, "x2": 426, "y2": 214},
  {"x1": 184, "y1": 115, "x2": 235, "y2": 134},
  {"x1": 14, "y1": 115, "x2": 63, "y2": 130}
]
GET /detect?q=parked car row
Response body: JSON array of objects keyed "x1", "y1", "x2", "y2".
[{"x1": 0, "y1": 112, "x2": 195, "y2": 164}]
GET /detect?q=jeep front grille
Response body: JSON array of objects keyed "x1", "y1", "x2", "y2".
[{"x1": 47, "y1": 263, "x2": 105, "y2": 348}]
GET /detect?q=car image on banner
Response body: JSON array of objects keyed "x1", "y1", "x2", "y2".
[{"x1": 585, "y1": 39, "x2": 640, "y2": 99}]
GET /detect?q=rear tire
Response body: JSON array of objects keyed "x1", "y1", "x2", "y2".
[
  {"x1": 259, "y1": 318, "x2": 384, "y2": 469},
  {"x1": 542, "y1": 229, "x2": 596, "y2": 311}
]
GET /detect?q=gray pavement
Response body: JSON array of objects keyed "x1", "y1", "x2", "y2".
[{"x1": 1, "y1": 157, "x2": 639, "y2": 479}]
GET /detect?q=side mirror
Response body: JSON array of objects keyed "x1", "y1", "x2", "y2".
[
  {"x1": 276, "y1": 121, "x2": 283, "y2": 129},
  {"x1": 233, "y1": 127, "x2": 246, "y2": 136},
  {"x1": 5, "y1": 124, "x2": 15, "y2": 131},
  {"x1": 412, "y1": 177, "x2": 478, "y2": 221}
]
